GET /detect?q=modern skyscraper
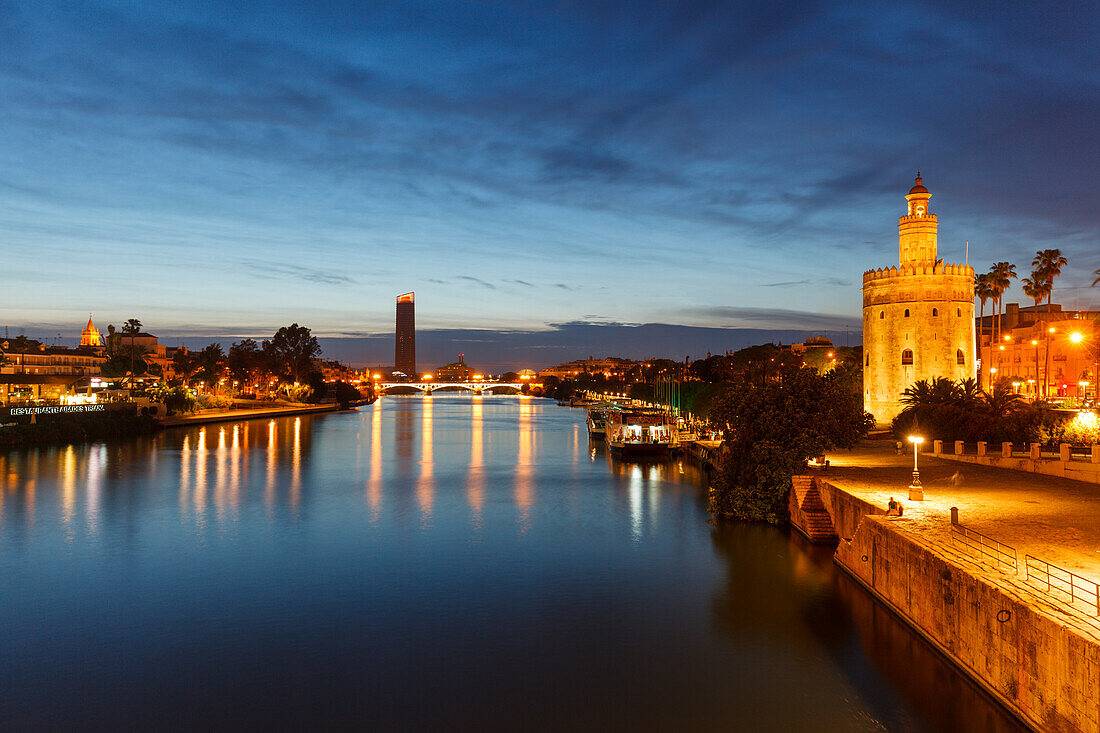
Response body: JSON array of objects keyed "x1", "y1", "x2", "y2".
[{"x1": 395, "y1": 292, "x2": 416, "y2": 377}]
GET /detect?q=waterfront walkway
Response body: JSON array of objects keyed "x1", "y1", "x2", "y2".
[
  {"x1": 159, "y1": 402, "x2": 340, "y2": 427},
  {"x1": 827, "y1": 440, "x2": 1100, "y2": 582}
]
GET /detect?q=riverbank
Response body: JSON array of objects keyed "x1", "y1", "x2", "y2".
[
  {"x1": 158, "y1": 402, "x2": 342, "y2": 428},
  {"x1": 0, "y1": 412, "x2": 159, "y2": 450},
  {"x1": 793, "y1": 443, "x2": 1100, "y2": 733}
]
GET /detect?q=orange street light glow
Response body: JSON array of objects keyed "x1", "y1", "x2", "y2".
[{"x1": 1070, "y1": 332, "x2": 1084, "y2": 343}]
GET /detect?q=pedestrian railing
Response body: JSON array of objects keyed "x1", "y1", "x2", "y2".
[
  {"x1": 1024, "y1": 555, "x2": 1100, "y2": 616},
  {"x1": 950, "y1": 521, "x2": 1018, "y2": 573}
]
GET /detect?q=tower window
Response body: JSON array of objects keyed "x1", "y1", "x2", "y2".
[
  {"x1": 904, "y1": 309, "x2": 910, "y2": 317},
  {"x1": 957, "y1": 349, "x2": 965, "y2": 365},
  {"x1": 932, "y1": 308, "x2": 938, "y2": 317},
  {"x1": 879, "y1": 311, "x2": 884, "y2": 319},
  {"x1": 956, "y1": 308, "x2": 961, "y2": 317},
  {"x1": 901, "y1": 349, "x2": 914, "y2": 365},
  {"x1": 865, "y1": 354, "x2": 870, "y2": 366}
]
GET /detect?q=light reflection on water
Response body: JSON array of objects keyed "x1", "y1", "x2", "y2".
[{"x1": 0, "y1": 395, "x2": 1025, "y2": 731}]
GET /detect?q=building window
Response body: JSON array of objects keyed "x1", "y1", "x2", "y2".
[
  {"x1": 932, "y1": 308, "x2": 938, "y2": 317},
  {"x1": 904, "y1": 308, "x2": 910, "y2": 317},
  {"x1": 865, "y1": 354, "x2": 870, "y2": 366},
  {"x1": 957, "y1": 349, "x2": 965, "y2": 365},
  {"x1": 956, "y1": 308, "x2": 961, "y2": 317},
  {"x1": 902, "y1": 349, "x2": 913, "y2": 365},
  {"x1": 879, "y1": 311, "x2": 884, "y2": 319}
]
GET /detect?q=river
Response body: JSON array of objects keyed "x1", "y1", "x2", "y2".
[{"x1": 0, "y1": 395, "x2": 1023, "y2": 731}]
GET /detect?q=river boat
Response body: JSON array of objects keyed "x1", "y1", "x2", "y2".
[
  {"x1": 604, "y1": 408, "x2": 679, "y2": 458},
  {"x1": 586, "y1": 403, "x2": 612, "y2": 436}
]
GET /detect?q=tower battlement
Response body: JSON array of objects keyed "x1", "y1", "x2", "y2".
[{"x1": 862, "y1": 262, "x2": 974, "y2": 281}]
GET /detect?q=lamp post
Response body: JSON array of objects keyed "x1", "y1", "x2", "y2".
[{"x1": 908, "y1": 435, "x2": 924, "y2": 501}]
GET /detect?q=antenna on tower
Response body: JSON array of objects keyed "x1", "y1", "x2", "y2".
[{"x1": 965, "y1": 241, "x2": 969, "y2": 266}]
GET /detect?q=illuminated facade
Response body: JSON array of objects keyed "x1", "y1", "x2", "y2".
[
  {"x1": 979, "y1": 303, "x2": 1099, "y2": 401},
  {"x1": 435, "y1": 354, "x2": 475, "y2": 382},
  {"x1": 862, "y1": 175, "x2": 976, "y2": 424},
  {"x1": 395, "y1": 292, "x2": 416, "y2": 378}
]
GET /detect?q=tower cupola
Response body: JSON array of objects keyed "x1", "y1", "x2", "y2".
[{"x1": 898, "y1": 172, "x2": 938, "y2": 266}]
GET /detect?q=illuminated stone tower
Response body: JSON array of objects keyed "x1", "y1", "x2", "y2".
[
  {"x1": 79, "y1": 315, "x2": 103, "y2": 348},
  {"x1": 394, "y1": 292, "x2": 416, "y2": 378},
  {"x1": 862, "y1": 175, "x2": 976, "y2": 424}
]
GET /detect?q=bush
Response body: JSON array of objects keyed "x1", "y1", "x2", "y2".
[
  {"x1": 891, "y1": 378, "x2": 1044, "y2": 445},
  {"x1": 197, "y1": 393, "x2": 233, "y2": 409}
]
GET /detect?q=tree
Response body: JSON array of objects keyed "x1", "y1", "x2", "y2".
[
  {"x1": 1093, "y1": 268, "x2": 1100, "y2": 287},
  {"x1": 709, "y1": 367, "x2": 872, "y2": 523},
  {"x1": 121, "y1": 318, "x2": 143, "y2": 387},
  {"x1": 172, "y1": 349, "x2": 197, "y2": 385},
  {"x1": 974, "y1": 273, "x2": 994, "y2": 388},
  {"x1": 987, "y1": 262, "x2": 1016, "y2": 385},
  {"x1": 1032, "y1": 249, "x2": 1068, "y2": 397},
  {"x1": 228, "y1": 339, "x2": 265, "y2": 388},
  {"x1": 196, "y1": 343, "x2": 226, "y2": 389},
  {"x1": 269, "y1": 324, "x2": 321, "y2": 383}
]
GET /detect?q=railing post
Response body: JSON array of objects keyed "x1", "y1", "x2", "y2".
[
  {"x1": 977, "y1": 441, "x2": 987, "y2": 457},
  {"x1": 950, "y1": 506, "x2": 959, "y2": 525},
  {"x1": 1030, "y1": 442, "x2": 1041, "y2": 460},
  {"x1": 1001, "y1": 441, "x2": 1012, "y2": 458},
  {"x1": 1059, "y1": 443, "x2": 1072, "y2": 462},
  {"x1": 954, "y1": 440, "x2": 964, "y2": 455},
  {"x1": 933, "y1": 439, "x2": 943, "y2": 455}
]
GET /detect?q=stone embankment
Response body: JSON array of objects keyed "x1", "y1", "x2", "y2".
[
  {"x1": 159, "y1": 402, "x2": 341, "y2": 427},
  {"x1": 791, "y1": 471, "x2": 1100, "y2": 733}
]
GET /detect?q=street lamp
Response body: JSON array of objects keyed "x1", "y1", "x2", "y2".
[{"x1": 907, "y1": 435, "x2": 924, "y2": 501}]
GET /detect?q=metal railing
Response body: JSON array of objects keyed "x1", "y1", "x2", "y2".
[
  {"x1": 1024, "y1": 555, "x2": 1100, "y2": 616},
  {"x1": 950, "y1": 521, "x2": 1018, "y2": 573}
]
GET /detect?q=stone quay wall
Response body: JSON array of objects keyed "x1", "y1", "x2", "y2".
[{"x1": 804, "y1": 478, "x2": 1099, "y2": 733}]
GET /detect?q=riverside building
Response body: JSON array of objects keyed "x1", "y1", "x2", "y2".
[{"x1": 862, "y1": 175, "x2": 976, "y2": 424}]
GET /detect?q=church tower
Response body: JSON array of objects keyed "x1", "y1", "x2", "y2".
[
  {"x1": 862, "y1": 175, "x2": 976, "y2": 424},
  {"x1": 79, "y1": 315, "x2": 104, "y2": 348}
]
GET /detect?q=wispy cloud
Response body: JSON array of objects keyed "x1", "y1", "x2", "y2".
[
  {"x1": 455, "y1": 275, "x2": 496, "y2": 289},
  {"x1": 237, "y1": 260, "x2": 354, "y2": 286}
]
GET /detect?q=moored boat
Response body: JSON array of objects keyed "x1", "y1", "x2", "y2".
[
  {"x1": 586, "y1": 404, "x2": 611, "y2": 436},
  {"x1": 604, "y1": 408, "x2": 678, "y2": 458}
]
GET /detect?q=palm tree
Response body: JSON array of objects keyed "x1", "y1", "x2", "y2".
[
  {"x1": 121, "y1": 318, "x2": 143, "y2": 392},
  {"x1": 1020, "y1": 273, "x2": 1049, "y2": 316},
  {"x1": 1032, "y1": 249, "x2": 1067, "y2": 398},
  {"x1": 980, "y1": 388, "x2": 1027, "y2": 420},
  {"x1": 988, "y1": 262, "x2": 1017, "y2": 389},
  {"x1": 975, "y1": 273, "x2": 994, "y2": 388},
  {"x1": 1031, "y1": 249, "x2": 1068, "y2": 315},
  {"x1": 1021, "y1": 273, "x2": 1050, "y2": 397},
  {"x1": 1092, "y1": 268, "x2": 1099, "y2": 287}
]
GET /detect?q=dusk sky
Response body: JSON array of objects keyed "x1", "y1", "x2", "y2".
[{"x1": 2, "y1": 1, "x2": 1097, "y2": 368}]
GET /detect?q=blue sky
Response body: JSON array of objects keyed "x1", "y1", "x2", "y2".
[{"x1": 1, "y1": 1, "x2": 1097, "y2": 367}]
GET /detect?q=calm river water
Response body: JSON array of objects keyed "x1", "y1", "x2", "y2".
[{"x1": 0, "y1": 396, "x2": 1022, "y2": 731}]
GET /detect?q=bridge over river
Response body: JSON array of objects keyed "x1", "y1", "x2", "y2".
[{"x1": 377, "y1": 381, "x2": 523, "y2": 395}]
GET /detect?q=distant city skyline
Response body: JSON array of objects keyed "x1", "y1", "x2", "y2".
[{"x1": 2, "y1": 2, "x2": 1097, "y2": 345}]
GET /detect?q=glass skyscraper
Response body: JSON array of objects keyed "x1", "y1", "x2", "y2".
[{"x1": 394, "y1": 292, "x2": 415, "y2": 378}]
